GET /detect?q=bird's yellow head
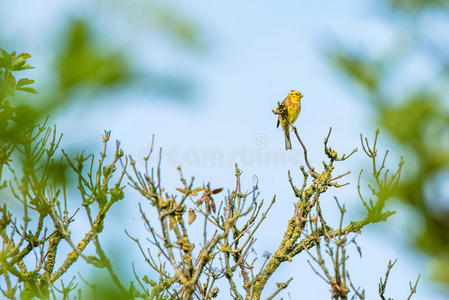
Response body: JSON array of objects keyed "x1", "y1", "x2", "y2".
[{"x1": 289, "y1": 90, "x2": 303, "y2": 102}]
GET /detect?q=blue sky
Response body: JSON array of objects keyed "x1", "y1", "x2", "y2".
[{"x1": 1, "y1": 1, "x2": 446, "y2": 299}]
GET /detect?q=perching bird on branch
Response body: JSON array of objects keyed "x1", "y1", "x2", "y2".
[{"x1": 277, "y1": 90, "x2": 303, "y2": 150}]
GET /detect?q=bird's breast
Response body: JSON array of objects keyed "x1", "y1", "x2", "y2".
[{"x1": 288, "y1": 102, "x2": 301, "y2": 123}]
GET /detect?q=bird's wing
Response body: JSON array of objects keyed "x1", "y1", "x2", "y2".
[
  {"x1": 277, "y1": 95, "x2": 290, "y2": 128},
  {"x1": 277, "y1": 96, "x2": 287, "y2": 127}
]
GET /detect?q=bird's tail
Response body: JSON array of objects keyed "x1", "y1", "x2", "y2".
[{"x1": 284, "y1": 129, "x2": 292, "y2": 150}]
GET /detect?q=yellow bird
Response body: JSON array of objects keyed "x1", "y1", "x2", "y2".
[{"x1": 277, "y1": 90, "x2": 303, "y2": 150}]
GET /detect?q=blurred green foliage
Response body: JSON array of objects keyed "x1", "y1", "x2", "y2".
[
  {"x1": 36, "y1": 19, "x2": 133, "y2": 116},
  {"x1": 1, "y1": 0, "x2": 204, "y2": 119},
  {"x1": 0, "y1": 49, "x2": 39, "y2": 144},
  {"x1": 56, "y1": 20, "x2": 130, "y2": 91},
  {"x1": 330, "y1": 0, "x2": 449, "y2": 291},
  {"x1": 39, "y1": 17, "x2": 196, "y2": 116},
  {"x1": 388, "y1": 0, "x2": 449, "y2": 12}
]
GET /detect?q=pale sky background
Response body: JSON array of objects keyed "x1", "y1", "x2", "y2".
[{"x1": 1, "y1": 1, "x2": 447, "y2": 299}]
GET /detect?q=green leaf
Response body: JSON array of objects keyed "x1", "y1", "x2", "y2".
[
  {"x1": 20, "y1": 63, "x2": 34, "y2": 71},
  {"x1": 11, "y1": 57, "x2": 26, "y2": 70},
  {"x1": 330, "y1": 51, "x2": 382, "y2": 92},
  {"x1": 0, "y1": 49, "x2": 11, "y2": 68},
  {"x1": 17, "y1": 53, "x2": 31, "y2": 59},
  {"x1": 16, "y1": 78, "x2": 34, "y2": 87},
  {"x1": 11, "y1": 61, "x2": 34, "y2": 71},
  {"x1": 17, "y1": 87, "x2": 38, "y2": 94}
]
